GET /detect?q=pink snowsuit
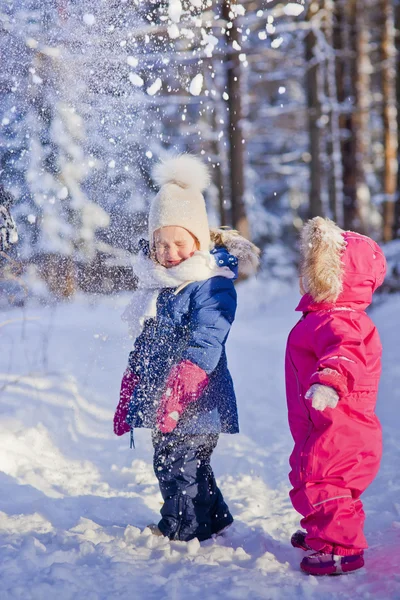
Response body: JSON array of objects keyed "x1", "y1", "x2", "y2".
[{"x1": 285, "y1": 232, "x2": 387, "y2": 556}]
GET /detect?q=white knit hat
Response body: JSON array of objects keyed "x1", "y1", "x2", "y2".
[{"x1": 149, "y1": 154, "x2": 211, "y2": 251}]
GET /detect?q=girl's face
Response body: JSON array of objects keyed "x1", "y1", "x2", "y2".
[{"x1": 154, "y1": 226, "x2": 199, "y2": 268}]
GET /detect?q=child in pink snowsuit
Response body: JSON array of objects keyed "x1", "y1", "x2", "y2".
[{"x1": 285, "y1": 217, "x2": 386, "y2": 576}]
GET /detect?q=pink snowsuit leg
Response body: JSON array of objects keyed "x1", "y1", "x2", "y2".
[
  {"x1": 287, "y1": 393, "x2": 382, "y2": 555},
  {"x1": 291, "y1": 483, "x2": 368, "y2": 555},
  {"x1": 287, "y1": 384, "x2": 382, "y2": 555}
]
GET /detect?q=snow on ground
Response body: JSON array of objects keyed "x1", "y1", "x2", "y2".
[{"x1": 0, "y1": 280, "x2": 399, "y2": 599}]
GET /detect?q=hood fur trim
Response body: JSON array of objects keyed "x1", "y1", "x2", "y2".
[
  {"x1": 210, "y1": 228, "x2": 260, "y2": 276},
  {"x1": 300, "y1": 217, "x2": 347, "y2": 303}
]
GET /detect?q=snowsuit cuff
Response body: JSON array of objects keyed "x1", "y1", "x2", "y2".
[{"x1": 309, "y1": 368, "x2": 346, "y2": 396}]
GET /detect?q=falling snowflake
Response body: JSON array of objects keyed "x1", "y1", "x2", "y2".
[
  {"x1": 189, "y1": 74, "x2": 203, "y2": 96},
  {"x1": 202, "y1": 32, "x2": 218, "y2": 57},
  {"x1": 271, "y1": 37, "x2": 283, "y2": 49},
  {"x1": 284, "y1": 1, "x2": 305, "y2": 16},
  {"x1": 146, "y1": 79, "x2": 162, "y2": 96},
  {"x1": 58, "y1": 187, "x2": 69, "y2": 200},
  {"x1": 83, "y1": 13, "x2": 96, "y2": 26},
  {"x1": 168, "y1": 0, "x2": 182, "y2": 23},
  {"x1": 231, "y1": 4, "x2": 246, "y2": 16},
  {"x1": 129, "y1": 73, "x2": 144, "y2": 87},
  {"x1": 127, "y1": 56, "x2": 138, "y2": 67},
  {"x1": 168, "y1": 24, "x2": 180, "y2": 39}
]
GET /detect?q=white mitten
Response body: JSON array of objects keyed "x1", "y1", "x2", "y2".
[{"x1": 305, "y1": 384, "x2": 339, "y2": 411}]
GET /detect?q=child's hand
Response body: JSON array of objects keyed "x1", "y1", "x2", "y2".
[
  {"x1": 305, "y1": 384, "x2": 339, "y2": 411},
  {"x1": 113, "y1": 367, "x2": 139, "y2": 436},
  {"x1": 156, "y1": 360, "x2": 209, "y2": 433}
]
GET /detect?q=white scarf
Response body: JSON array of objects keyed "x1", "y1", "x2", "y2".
[{"x1": 122, "y1": 250, "x2": 235, "y2": 340}]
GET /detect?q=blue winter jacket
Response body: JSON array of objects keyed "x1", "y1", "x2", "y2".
[{"x1": 126, "y1": 247, "x2": 239, "y2": 435}]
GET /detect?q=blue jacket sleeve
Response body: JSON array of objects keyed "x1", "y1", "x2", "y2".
[{"x1": 182, "y1": 276, "x2": 237, "y2": 374}]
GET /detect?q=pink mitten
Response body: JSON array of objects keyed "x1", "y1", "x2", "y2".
[
  {"x1": 113, "y1": 367, "x2": 139, "y2": 436},
  {"x1": 156, "y1": 360, "x2": 209, "y2": 434}
]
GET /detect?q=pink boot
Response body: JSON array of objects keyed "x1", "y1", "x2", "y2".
[{"x1": 300, "y1": 551, "x2": 364, "y2": 576}]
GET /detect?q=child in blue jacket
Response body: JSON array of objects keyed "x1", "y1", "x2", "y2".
[{"x1": 113, "y1": 154, "x2": 259, "y2": 542}]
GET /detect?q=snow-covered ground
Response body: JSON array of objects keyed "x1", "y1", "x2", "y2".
[{"x1": 0, "y1": 280, "x2": 399, "y2": 599}]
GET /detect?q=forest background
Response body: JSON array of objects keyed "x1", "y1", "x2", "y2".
[{"x1": 1, "y1": 0, "x2": 399, "y2": 297}]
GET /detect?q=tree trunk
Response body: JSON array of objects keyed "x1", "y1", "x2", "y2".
[
  {"x1": 222, "y1": 0, "x2": 250, "y2": 238},
  {"x1": 337, "y1": 0, "x2": 372, "y2": 233},
  {"x1": 381, "y1": 0, "x2": 398, "y2": 242},
  {"x1": 335, "y1": 0, "x2": 356, "y2": 230},
  {"x1": 305, "y1": 0, "x2": 327, "y2": 219},
  {"x1": 324, "y1": 0, "x2": 344, "y2": 226},
  {"x1": 211, "y1": 91, "x2": 229, "y2": 226},
  {"x1": 353, "y1": 0, "x2": 373, "y2": 234},
  {"x1": 394, "y1": 1, "x2": 400, "y2": 238}
]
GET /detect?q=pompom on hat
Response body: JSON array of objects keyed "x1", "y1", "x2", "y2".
[{"x1": 149, "y1": 154, "x2": 211, "y2": 251}]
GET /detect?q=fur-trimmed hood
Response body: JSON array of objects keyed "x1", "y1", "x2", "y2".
[
  {"x1": 210, "y1": 228, "x2": 260, "y2": 277},
  {"x1": 297, "y1": 217, "x2": 386, "y2": 311}
]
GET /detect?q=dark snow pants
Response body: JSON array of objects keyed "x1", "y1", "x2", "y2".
[{"x1": 152, "y1": 431, "x2": 233, "y2": 542}]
